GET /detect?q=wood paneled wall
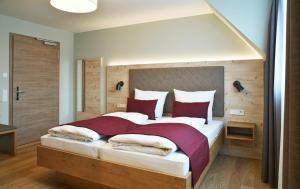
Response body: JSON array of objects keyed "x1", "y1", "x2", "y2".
[
  {"x1": 84, "y1": 59, "x2": 101, "y2": 113},
  {"x1": 76, "y1": 59, "x2": 101, "y2": 121},
  {"x1": 106, "y1": 60, "x2": 264, "y2": 159}
]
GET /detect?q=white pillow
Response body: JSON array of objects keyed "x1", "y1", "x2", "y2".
[
  {"x1": 103, "y1": 112, "x2": 149, "y2": 124},
  {"x1": 134, "y1": 88, "x2": 168, "y2": 118},
  {"x1": 174, "y1": 89, "x2": 216, "y2": 122}
]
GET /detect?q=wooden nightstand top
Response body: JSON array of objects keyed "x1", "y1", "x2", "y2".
[
  {"x1": 227, "y1": 121, "x2": 256, "y2": 128},
  {"x1": 0, "y1": 124, "x2": 16, "y2": 156},
  {"x1": 0, "y1": 124, "x2": 16, "y2": 134}
]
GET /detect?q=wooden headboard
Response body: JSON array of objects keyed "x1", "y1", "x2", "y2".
[{"x1": 129, "y1": 67, "x2": 224, "y2": 117}]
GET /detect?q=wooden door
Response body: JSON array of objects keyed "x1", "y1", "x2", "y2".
[{"x1": 10, "y1": 33, "x2": 59, "y2": 145}]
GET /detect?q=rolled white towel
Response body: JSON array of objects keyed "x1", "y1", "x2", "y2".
[
  {"x1": 109, "y1": 134, "x2": 177, "y2": 156},
  {"x1": 48, "y1": 125, "x2": 101, "y2": 142}
]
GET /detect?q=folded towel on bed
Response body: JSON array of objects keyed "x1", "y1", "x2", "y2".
[
  {"x1": 48, "y1": 125, "x2": 101, "y2": 142},
  {"x1": 109, "y1": 134, "x2": 178, "y2": 156}
]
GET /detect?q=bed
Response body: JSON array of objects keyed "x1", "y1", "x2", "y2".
[
  {"x1": 37, "y1": 66, "x2": 225, "y2": 189},
  {"x1": 37, "y1": 123, "x2": 224, "y2": 189}
]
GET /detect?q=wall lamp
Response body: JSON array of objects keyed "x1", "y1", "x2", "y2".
[
  {"x1": 233, "y1": 80, "x2": 244, "y2": 92},
  {"x1": 116, "y1": 81, "x2": 124, "y2": 91}
]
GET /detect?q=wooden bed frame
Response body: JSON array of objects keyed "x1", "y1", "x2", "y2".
[{"x1": 37, "y1": 128, "x2": 224, "y2": 189}]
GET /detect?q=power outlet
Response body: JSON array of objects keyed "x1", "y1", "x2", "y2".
[
  {"x1": 116, "y1": 103, "x2": 126, "y2": 108},
  {"x1": 230, "y1": 109, "x2": 245, "y2": 116}
]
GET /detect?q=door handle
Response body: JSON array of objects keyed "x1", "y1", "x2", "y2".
[{"x1": 16, "y1": 86, "x2": 25, "y2": 101}]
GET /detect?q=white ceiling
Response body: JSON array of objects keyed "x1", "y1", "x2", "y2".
[{"x1": 0, "y1": 0, "x2": 213, "y2": 33}]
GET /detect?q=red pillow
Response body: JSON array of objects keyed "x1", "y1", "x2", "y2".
[
  {"x1": 126, "y1": 98, "x2": 157, "y2": 120},
  {"x1": 172, "y1": 101, "x2": 210, "y2": 124}
]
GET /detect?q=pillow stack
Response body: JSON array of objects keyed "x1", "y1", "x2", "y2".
[
  {"x1": 126, "y1": 88, "x2": 216, "y2": 124},
  {"x1": 126, "y1": 88, "x2": 168, "y2": 119},
  {"x1": 173, "y1": 89, "x2": 216, "y2": 124}
]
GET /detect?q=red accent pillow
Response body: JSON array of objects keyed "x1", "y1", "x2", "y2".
[
  {"x1": 126, "y1": 98, "x2": 158, "y2": 120},
  {"x1": 172, "y1": 101, "x2": 210, "y2": 124}
]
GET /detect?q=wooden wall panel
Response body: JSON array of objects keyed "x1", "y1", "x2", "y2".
[
  {"x1": 84, "y1": 59, "x2": 101, "y2": 113},
  {"x1": 106, "y1": 60, "x2": 264, "y2": 159}
]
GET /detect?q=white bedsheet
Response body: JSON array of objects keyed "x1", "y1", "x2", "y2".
[
  {"x1": 145, "y1": 117, "x2": 224, "y2": 147},
  {"x1": 41, "y1": 134, "x2": 106, "y2": 158},
  {"x1": 196, "y1": 119, "x2": 224, "y2": 147},
  {"x1": 103, "y1": 112, "x2": 149, "y2": 124}
]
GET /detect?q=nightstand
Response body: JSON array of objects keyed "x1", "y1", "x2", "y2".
[
  {"x1": 225, "y1": 121, "x2": 256, "y2": 141},
  {"x1": 0, "y1": 124, "x2": 16, "y2": 156}
]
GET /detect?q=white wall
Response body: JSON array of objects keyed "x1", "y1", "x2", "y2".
[
  {"x1": 208, "y1": 0, "x2": 272, "y2": 54},
  {"x1": 0, "y1": 14, "x2": 74, "y2": 125},
  {"x1": 75, "y1": 14, "x2": 261, "y2": 112}
]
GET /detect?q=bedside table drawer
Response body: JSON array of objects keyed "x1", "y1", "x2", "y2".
[{"x1": 225, "y1": 121, "x2": 256, "y2": 141}]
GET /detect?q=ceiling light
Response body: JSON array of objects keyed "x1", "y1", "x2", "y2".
[{"x1": 50, "y1": 0, "x2": 97, "y2": 13}]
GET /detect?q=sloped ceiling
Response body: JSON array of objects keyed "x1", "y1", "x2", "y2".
[
  {"x1": 207, "y1": 0, "x2": 272, "y2": 55},
  {"x1": 75, "y1": 14, "x2": 262, "y2": 66}
]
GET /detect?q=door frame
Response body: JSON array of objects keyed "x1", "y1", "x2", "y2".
[{"x1": 9, "y1": 33, "x2": 14, "y2": 126}]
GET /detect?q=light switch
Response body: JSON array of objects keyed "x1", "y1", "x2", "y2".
[
  {"x1": 117, "y1": 103, "x2": 126, "y2": 108},
  {"x1": 230, "y1": 109, "x2": 245, "y2": 116},
  {"x1": 2, "y1": 89, "x2": 8, "y2": 102}
]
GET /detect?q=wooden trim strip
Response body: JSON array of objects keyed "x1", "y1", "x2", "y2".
[{"x1": 9, "y1": 33, "x2": 14, "y2": 126}]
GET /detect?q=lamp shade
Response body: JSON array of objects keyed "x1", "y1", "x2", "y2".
[{"x1": 50, "y1": 0, "x2": 97, "y2": 13}]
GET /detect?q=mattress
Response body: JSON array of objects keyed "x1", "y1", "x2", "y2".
[
  {"x1": 99, "y1": 119, "x2": 224, "y2": 177},
  {"x1": 41, "y1": 134, "x2": 106, "y2": 158},
  {"x1": 197, "y1": 119, "x2": 224, "y2": 147},
  {"x1": 99, "y1": 143, "x2": 189, "y2": 176}
]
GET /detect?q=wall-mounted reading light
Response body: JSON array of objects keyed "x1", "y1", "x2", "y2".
[
  {"x1": 233, "y1": 80, "x2": 244, "y2": 92},
  {"x1": 116, "y1": 81, "x2": 124, "y2": 91}
]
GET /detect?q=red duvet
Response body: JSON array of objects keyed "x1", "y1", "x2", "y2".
[{"x1": 70, "y1": 116, "x2": 209, "y2": 186}]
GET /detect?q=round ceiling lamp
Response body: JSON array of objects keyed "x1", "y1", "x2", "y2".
[{"x1": 50, "y1": 0, "x2": 97, "y2": 13}]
